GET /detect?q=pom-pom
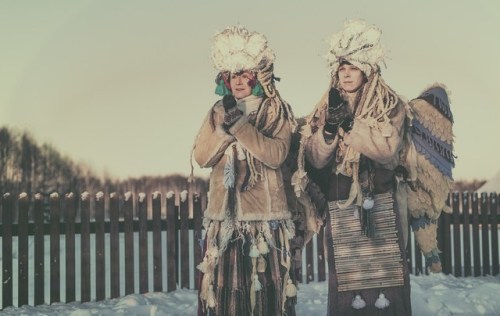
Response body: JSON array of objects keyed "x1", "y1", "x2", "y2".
[
  {"x1": 363, "y1": 197, "x2": 374, "y2": 210},
  {"x1": 207, "y1": 285, "x2": 216, "y2": 308},
  {"x1": 253, "y1": 275, "x2": 262, "y2": 291},
  {"x1": 257, "y1": 236, "x2": 269, "y2": 254},
  {"x1": 352, "y1": 294, "x2": 366, "y2": 309},
  {"x1": 285, "y1": 279, "x2": 297, "y2": 297},
  {"x1": 197, "y1": 257, "x2": 208, "y2": 273},
  {"x1": 374, "y1": 293, "x2": 390, "y2": 309},
  {"x1": 249, "y1": 244, "x2": 260, "y2": 258},
  {"x1": 257, "y1": 256, "x2": 267, "y2": 273}
]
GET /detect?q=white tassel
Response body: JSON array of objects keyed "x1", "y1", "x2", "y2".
[
  {"x1": 352, "y1": 294, "x2": 366, "y2": 309},
  {"x1": 285, "y1": 279, "x2": 297, "y2": 297},
  {"x1": 257, "y1": 236, "x2": 270, "y2": 254},
  {"x1": 197, "y1": 257, "x2": 209, "y2": 273},
  {"x1": 362, "y1": 197, "x2": 374, "y2": 210},
  {"x1": 249, "y1": 244, "x2": 260, "y2": 258},
  {"x1": 353, "y1": 208, "x2": 360, "y2": 219},
  {"x1": 200, "y1": 273, "x2": 211, "y2": 300},
  {"x1": 253, "y1": 275, "x2": 262, "y2": 291},
  {"x1": 207, "y1": 222, "x2": 216, "y2": 240},
  {"x1": 374, "y1": 293, "x2": 390, "y2": 309},
  {"x1": 207, "y1": 285, "x2": 216, "y2": 308},
  {"x1": 257, "y1": 256, "x2": 267, "y2": 273}
]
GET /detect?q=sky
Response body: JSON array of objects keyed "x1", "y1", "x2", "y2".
[{"x1": 1, "y1": 0, "x2": 499, "y2": 181}]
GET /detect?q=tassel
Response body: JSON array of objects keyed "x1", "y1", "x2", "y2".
[
  {"x1": 207, "y1": 222, "x2": 216, "y2": 240},
  {"x1": 375, "y1": 293, "x2": 390, "y2": 309},
  {"x1": 206, "y1": 245, "x2": 219, "y2": 267},
  {"x1": 257, "y1": 256, "x2": 267, "y2": 273},
  {"x1": 200, "y1": 273, "x2": 211, "y2": 300},
  {"x1": 285, "y1": 279, "x2": 297, "y2": 297},
  {"x1": 353, "y1": 208, "x2": 359, "y2": 219},
  {"x1": 253, "y1": 274, "x2": 262, "y2": 291},
  {"x1": 257, "y1": 236, "x2": 270, "y2": 254},
  {"x1": 249, "y1": 244, "x2": 260, "y2": 258},
  {"x1": 207, "y1": 285, "x2": 216, "y2": 308},
  {"x1": 197, "y1": 257, "x2": 208, "y2": 273},
  {"x1": 223, "y1": 149, "x2": 235, "y2": 189},
  {"x1": 352, "y1": 294, "x2": 366, "y2": 309}
]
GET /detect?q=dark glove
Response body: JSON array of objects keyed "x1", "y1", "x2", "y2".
[
  {"x1": 325, "y1": 88, "x2": 352, "y2": 134},
  {"x1": 222, "y1": 95, "x2": 242, "y2": 127}
]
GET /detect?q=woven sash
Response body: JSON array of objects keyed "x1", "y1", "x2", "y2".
[{"x1": 328, "y1": 192, "x2": 405, "y2": 292}]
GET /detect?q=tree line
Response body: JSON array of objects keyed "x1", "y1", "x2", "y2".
[{"x1": 0, "y1": 127, "x2": 208, "y2": 197}]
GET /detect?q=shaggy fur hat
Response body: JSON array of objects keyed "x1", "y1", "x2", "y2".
[
  {"x1": 211, "y1": 25, "x2": 275, "y2": 73},
  {"x1": 326, "y1": 19, "x2": 386, "y2": 77}
]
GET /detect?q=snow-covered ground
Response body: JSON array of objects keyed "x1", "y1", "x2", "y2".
[{"x1": 2, "y1": 274, "x2": 500, "y2": 315}]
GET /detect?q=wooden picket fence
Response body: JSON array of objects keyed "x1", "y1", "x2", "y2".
[{"x1": 0, "y1": 190, "x2": 499, "y2": 310}]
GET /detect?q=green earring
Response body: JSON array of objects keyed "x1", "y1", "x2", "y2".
[
  {"x1": 251, "y1": 82, "x2": 264, "y2": 96},
  {"x1": 215, "y1": 80, "x2": 231, "y2": 96}
]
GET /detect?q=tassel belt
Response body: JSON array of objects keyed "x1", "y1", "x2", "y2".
[{"x1": 328, "y1": 192, "x2": 405, "y2": 292}]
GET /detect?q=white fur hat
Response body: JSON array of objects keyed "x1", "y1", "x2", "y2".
[
  {"x1": 326, "y1": 19, "x2": 386, "y2": 77},
  {"x1": 211, "y1": 25, "x2": 275, "y2": 73}
]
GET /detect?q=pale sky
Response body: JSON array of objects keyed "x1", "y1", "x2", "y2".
[{"x1": 1, "y1": 0, "x2": 499, "y2": 181}]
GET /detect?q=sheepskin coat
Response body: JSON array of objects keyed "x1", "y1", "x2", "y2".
[{"x1": 194, "y1": 96, "x2": 292, "y2": 222}]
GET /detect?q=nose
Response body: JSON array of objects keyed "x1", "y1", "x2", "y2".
[{"x1": 235, "y1": 76, "x2": 243, "y2": 84}]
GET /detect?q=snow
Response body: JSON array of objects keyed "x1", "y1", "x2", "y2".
[{"x1": 2, "y1": 274, "x2": 500, "y2": 315}]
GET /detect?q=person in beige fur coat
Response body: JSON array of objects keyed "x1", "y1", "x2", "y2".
[{"x1": 193, "y1": 25, "x2": 299, "y2": 316}]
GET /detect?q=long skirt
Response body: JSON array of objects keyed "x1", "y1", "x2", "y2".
[
  {"x1": 197, "y1": 220, "x2": 297, "y2": 316},
  {"x1": 325, "y1": 192, "x2": 412, "y2": 315}
]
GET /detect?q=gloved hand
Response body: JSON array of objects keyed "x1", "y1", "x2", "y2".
[
  {"x1": 222, "y1": 95, "x2": 242, "y2": 127},
  {"x1": 324, "y1": 88, "x2": 352, "y2": 134}
]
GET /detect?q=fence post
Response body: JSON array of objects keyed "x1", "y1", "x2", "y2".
[
  {"x1": 462, "y1": 191, "x2": 472, "y2": 277},
  {"x1": 1, "y1": 193, "x2": 13, "y2": 309},
  {"x1": 471, "y1": 192, "x2": 481, "y2": 276},
  {"x1": 491, "y1": 193, "x2": 499, "y2": 276},
  {"x1": 193, "y1": 193, "x2": 203, "y2": 290},
  {"x1": 138, "y1": 192, "x2": 149, "y2": 293},
  {"x1": 166, "y1": 192, "x2": 177, "y2": 292},
  {"x1": 124, "y1": 192, "x2": 135, "y2": 295},
  {"x1": 109, "y1": 192, "x2": 120, "y2": 299},
  {"x1": 34, "y1": 193, "x2": 45, "y2": 306},
  {"x1": 95, "y1": 192, "x2": 105, "y2": 301},
  {"x1": 180, "y1": 191, "x2": 190, "y2": 289},
  {"x1": 18, "y1": 193, "x2": 29, "y2": 306},
  {"x1": 441, "y1": 204, "x2": 452, "y2": 274},
  {"x1": 452, "y1": 191, "x2": 462, "y2": 276},
  {"x1": 65, "y1": 193, "x2": 76, "y2": 303},
  {"x1": 481, "y1": 193, "x2": 491, "y2": 276},
  {"x1": 152, "y1": 192, "x2": 163, "y2": 292},
  {"x1": 317, "y1": 227, "x2": 326, "y2": 282},
  {"x1": 50, "y1": 192, "x2": 61, "y2": 303},
  {"x1": 80, "y1": 192, "x2": 91, "y2": 302},
  {"x1": 305, "y1": 235, "x2": 314, "y2": 283}
]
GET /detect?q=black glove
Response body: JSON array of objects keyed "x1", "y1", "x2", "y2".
[
  {"x1": 325, "y1": 88, "x2": 352, "y2": 134},
  {"x1": 222, "y1": 95, "x2": 242, "y2": 127}
]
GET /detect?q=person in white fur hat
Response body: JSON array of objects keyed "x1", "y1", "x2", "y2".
[
  {"x1": 293, "y1": 19, "x2": 412, "y2": 315},
  {"x1": 192, "y1": 25, "x2": 300, "y2": 316}
]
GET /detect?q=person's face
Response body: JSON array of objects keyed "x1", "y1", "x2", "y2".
[
  {"x1": 230, "y1": 71, "x2": 254, "y2": 99},
  {"x1": 338, "y1": 64, "x2": 365, "y2": 93}
]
